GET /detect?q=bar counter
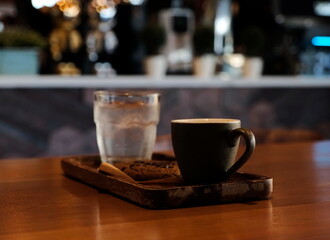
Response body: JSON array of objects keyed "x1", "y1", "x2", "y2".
[
  {"x1": 1, "y1": 140, "x2": 330, "y2": 239},
  {"x1": 0, "y1": 75, "x2": 330, "y2": 88}
]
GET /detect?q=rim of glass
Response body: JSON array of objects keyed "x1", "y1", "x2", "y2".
[
  {"x1": 94, "y1": 90, "x2": 160, "y2": 103},
  {"x1": 94, "y1": 90, "x2": 160, "y2": 96},
  {"x1": 171, "y1": 118, "x2": 240, "y2": 124}
]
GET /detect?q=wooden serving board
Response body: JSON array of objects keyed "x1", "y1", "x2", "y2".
[{"x1": 61, "y1": 154, "x2": 273, "y2": 209}]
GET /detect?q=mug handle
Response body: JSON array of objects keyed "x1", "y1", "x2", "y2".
[{"x1": 224, "y1": 128, "x2": 256, "y2": 179}]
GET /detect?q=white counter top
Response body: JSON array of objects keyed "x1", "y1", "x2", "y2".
[{"x1": 0, "y1": 75, "x2": 330, "y2": 89}]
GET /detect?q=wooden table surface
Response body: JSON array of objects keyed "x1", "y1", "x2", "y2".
[{"x1": 1, "y1": 140, "x2": 330, "y2": 239}]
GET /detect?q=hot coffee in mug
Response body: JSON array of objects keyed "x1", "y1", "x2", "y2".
[{"x1": 171, "y1": 118, "x2": 255, "y2": 184}]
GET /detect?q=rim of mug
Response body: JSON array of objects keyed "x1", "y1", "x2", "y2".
[
  {"x1": 94, "y1": 90, "x2": 160, "y2": 104},
  {"x1": 171, "y1": 118, "x2": 240, "y2": 124}
]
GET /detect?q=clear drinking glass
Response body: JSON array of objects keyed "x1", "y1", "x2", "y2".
[{"x1": 94, "y1": 91, "x2": 160, "y2": 164}]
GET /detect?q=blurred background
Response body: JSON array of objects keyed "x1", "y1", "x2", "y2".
[
  {"x1": 1, "y1": 0, "x2": 330, "y2": 159},
  {"x1": 1, "y1": 0, "x2": 329, "y2": 76}
]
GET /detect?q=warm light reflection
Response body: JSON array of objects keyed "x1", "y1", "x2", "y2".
[
  {"x1": 32, "y1": 0, "x2": 143, "y2": 12},
  {"x1": 57, "y1": 0, "x2": 81, "y2": 18},
  {"x1": 92, "y1": 0, "x2": 144, "y2": 12},
  {"x1": 92, "y1": 0, "x2": 116, "y2": 14}
]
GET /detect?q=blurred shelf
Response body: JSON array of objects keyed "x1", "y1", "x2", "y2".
[{"x1": 0, "y1": 75, "x2": 330, "y2": 89}]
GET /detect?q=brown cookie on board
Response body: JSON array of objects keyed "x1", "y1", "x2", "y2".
[{"x1": 114, "y1": 160, "x2": 180, "y2": 181}]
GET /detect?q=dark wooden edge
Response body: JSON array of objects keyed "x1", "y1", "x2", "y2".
[{"x1": 61, "y1": 155, "x2": 273, "y2": 209}]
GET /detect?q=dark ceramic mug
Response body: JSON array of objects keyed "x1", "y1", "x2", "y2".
[{"x1": 171, "y1": 118, "x2": 255, "y2": 184}]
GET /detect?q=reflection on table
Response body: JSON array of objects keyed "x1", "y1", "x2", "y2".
[{"x1": 1, "y1": 140, "x2": 330, "y2": 239}]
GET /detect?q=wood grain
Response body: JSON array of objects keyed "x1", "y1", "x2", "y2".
[{"x1": 1, "y1": 141, "x2": 330, "y2": 239}]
